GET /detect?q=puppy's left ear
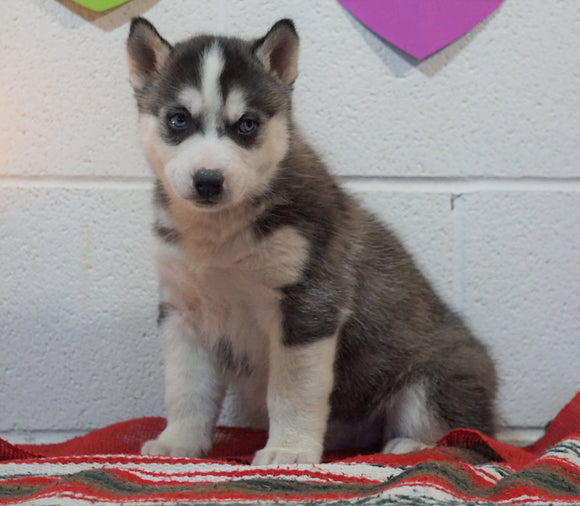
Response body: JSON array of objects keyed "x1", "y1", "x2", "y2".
[
  {"x1": 127, "y1": 17, "x2": 172, "y2": 92},
  {"x1": 254, "y1": 19, "x2": 299, "y2": 85}
]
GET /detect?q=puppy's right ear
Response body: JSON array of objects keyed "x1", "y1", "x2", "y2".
[{"x1": 127, "y1": 18, "x2": 172, "y2": 92}]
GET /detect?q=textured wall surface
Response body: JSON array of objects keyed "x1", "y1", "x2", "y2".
[{"x1": 0, "y1": 0, "x2": 578, "y2": 434}]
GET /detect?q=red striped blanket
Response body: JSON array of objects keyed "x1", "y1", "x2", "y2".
[{"x1": 1, "y1": 393, "x2": 579, "y2": 505}]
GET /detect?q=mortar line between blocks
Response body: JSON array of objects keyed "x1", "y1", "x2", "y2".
[
  {"x1": 0, "y1": 175, "x2": 154, "y2": 190},
  {"x1": 1, "y1": 175, "x2": 579, "y2": 192},
  {"x1": 0, "y1": 427, "x2": 544, "y2": 446},
  {"x1": 451, "y1": 194, "x2": 467, "y2": 315},
  {"x1": 342, "y1": 176, "x2": 580, "y2": 193}
]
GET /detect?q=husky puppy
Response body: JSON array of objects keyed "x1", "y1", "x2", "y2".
[{"x1": 126, "y1": 18, "x2": 497, "y2": 465}]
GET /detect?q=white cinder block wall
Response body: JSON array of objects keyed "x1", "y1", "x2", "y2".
[{"x1": 1, "y1": 0, "x2": 579, "y2": 440}]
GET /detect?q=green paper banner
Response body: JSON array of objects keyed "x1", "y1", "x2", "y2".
[{"x1": 69, "y1": 0, "x2": 132, "y2": 12}]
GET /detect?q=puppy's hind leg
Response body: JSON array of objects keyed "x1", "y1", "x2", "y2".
[
  {"x1": 382, "y1": 359, "x2": 497, "y2": 455},
  {"x1": 382, "y1": 382, "x2": 448, "y2": 455}
]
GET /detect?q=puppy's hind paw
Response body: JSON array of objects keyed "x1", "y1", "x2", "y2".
[
  {"x1": 252, "y1": 446, "x2": 321, "y2": 465},
  {"x1": 382, "y1": 437, "x2": 429, "y2": 455}
]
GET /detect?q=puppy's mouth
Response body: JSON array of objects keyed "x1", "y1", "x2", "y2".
[{"x1": 191, "y1": 194, "x2": 226, "y2": 209}]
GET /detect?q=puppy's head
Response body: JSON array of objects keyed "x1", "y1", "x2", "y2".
[{"x1": 127, "y1": 18, "x2": 299, "y2": 211}]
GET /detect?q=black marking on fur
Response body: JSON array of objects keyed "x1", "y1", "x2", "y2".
[
  {"x1": 215, "y1": 338, "x2": 253, "y2": 377},
  {"x1": 153, "y1": 223, "x2": 181, "y2": 243},
  {"x1": 225, "y1": 120, "x2": 261, "y2": 149},
  {"x1": 219, "y1": 39, "x2": 289, "y2": 120},
  {"x1": 253, "y1": 134, "x2": 347, "y2": 250},
  {"x1": 251, "y1": 133, "x2": 353, "y2": 346},
  {"x1": 216, "y1": 38, "x2": 292, "y2": 149},
  {"x1": 161, "y1": 109, "x2": 203, "y2": 145},
  {"x1": 127, "y1": 18, "x2": 173, "y2": 109},
  {"x1": 130, "y1": 24, "x2": 293, "y2": 147},
  {"x1": 153, "y1": 180, "x2": 171, "y2": 209},
  {"x1": 157, "y1": 302, "x2": 174, "y2": 326},
  {"x1": 281, "y1": 280, "x2": 342, "y2": 346},
  {"x1": 136, "y1": 35, "x2": 215, "y2": 117}
]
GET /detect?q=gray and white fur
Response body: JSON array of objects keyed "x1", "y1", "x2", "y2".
[{"x1": 126, "y1": 18, "x2": 497, "y2": 465}]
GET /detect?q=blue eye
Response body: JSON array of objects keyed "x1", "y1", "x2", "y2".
[
  {"x1": 237, "y1": 116, "x2": 258, "y2": 135},
  {"x1": 168, "y1": 112, "x2": 190, "y2": 130}
]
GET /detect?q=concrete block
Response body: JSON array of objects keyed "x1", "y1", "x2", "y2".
[
  {"x1": 0, "y1": 0, "x2": 221, "y2": 178},
  {"x1": 225, "y1": 0, "x2": 579, "y2": 178},
  {"x1": 0, "y1": 186, "x2": 161, "y2": 431},
  {"x1": 1, "y1": 0, "x2": 578, "y2": 435},
  {"x1": 1, "y1": 0, "x2": 577, "y2": 179},
  {"x1": 462, "y1": 192, "x2": 580, "y2": 427}
]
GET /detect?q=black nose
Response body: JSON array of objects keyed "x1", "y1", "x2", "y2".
[{"x1": 193, "y1": 169, "x2": 224, "y2": 200}]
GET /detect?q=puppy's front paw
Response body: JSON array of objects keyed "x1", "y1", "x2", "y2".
[
  {"x1": 141, "y1": 432, "x2": 204, "y2": 458},
  {"x1": 252, "y1": 446, "x2": 321, "y2": 465}
]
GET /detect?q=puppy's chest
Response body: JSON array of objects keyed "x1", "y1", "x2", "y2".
[{"x1": 157, "y1": 225, "x2": 309, "y2": 346}]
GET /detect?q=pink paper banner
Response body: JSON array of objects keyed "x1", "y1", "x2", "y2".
[{"x1": 338, "y1": 0, "x2": 504, "y2": 59}]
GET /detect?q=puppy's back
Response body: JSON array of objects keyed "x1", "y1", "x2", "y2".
[{"x1": 264, "y1": 129, "x2": 497, "y2": 440}]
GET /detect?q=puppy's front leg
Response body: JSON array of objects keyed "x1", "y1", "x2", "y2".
[
  {"x1": 252, "y1": 334, "x2": 337, "y2": 465},
  {"x1": 142, "y1": 310, "x2": 225, "y2": 458}
]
